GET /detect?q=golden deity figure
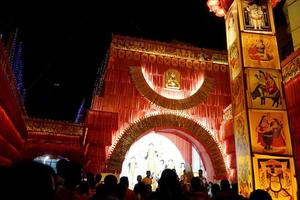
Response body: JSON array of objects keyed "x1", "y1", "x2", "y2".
[{"x1": 165, "y1": 69, "x2": 180, "y2": 89}]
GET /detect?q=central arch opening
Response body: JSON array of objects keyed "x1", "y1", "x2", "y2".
[
  {"x1": 107, "y1": 114, "x2": 227, "y2": 185},
  {"x1": 119, "y1": 128, "x2": 211, "y2": 189}
]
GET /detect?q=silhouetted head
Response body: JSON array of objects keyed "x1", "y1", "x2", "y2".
[
  {"x1": 120, "y1": 176, "x2": 129, "y2": 188},
  {"x1": 56, "y1": 159, "x2": 70, "y2": 178},
  {"x1": 6, "y1": 161, "x2": 55, "y2": 200},
  {"x1": 103, "y1": 174, "x2": 118, "y2": 196},
  {"x1": 198, "y1": 169, "x2": 203, "y2": 176},
  {"x1": 137, "y1": 175, "x2": 142, "y2": 182},
  {"x1": 104, "y1": 174, "x2": 118, "y2": 186},
  {"x1": 211, "y1": 183, "x2": 221, "y2": 196},
  {"x1": 220, "y1": 179, "x2": 230, "y2": 191},
  {"x1": 249, "y1": 189, "x2": 272, "y2": 200},
  {"x1": 158, "y1": 168, "x2": 178, "y2": 189},
  {"x1": 95, "y1": 173, "x2": 102, "y2": 183},
  {"x1": 190, "y1": 177, "x2": 202, "y2": 192},
  {"x1": 64, "y1": 161, "x2": 82, "y2": 189},
  {"x1": 146, "y1": 170, "x2": 151, "y2": 177}
]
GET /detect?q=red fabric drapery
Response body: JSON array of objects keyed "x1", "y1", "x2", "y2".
[
  {"x1": 91, "y1": 52, "x2": 231, "y2": 138},
  {"x1": 88, "y1": 44, "x2": 231, "y2": 175},
  {"x1": 284, "y1": 76, "x2": 300, "y2": 182}
]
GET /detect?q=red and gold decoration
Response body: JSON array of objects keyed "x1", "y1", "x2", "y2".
[
  {"x1": 129, "y1": 66, "x2": 215, "y2": 110},
  {"x1": 85, "y1": 35, "x2": 232, "y2": 175}
]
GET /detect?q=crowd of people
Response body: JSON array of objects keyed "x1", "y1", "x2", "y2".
[{"x1": 0, "y1": 159, "x2": 273, "y2": 200}]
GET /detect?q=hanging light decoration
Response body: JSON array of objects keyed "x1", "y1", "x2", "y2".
[
  {"x1": 206, "y1": 0, "x2": 280, "y2": 17},
  {"x1": 207, "y1": 0, "x2": 226, "y2": 17}
]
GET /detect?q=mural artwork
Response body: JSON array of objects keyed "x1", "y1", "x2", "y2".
[
  {"x1": 231, "y1": 73, "x2": 245, "y2": 115},
  {"x1": 165, "y1": 69, "x2": 181, "y2": 89},
  {"x1": 249, "y1": 110, "x2": 292, "y2": 155},
  {"x1": 282, "y1": 53, "x2": 300, "y2": 84},
  {"x1": 241, "y1": 33, "x2": 280, "y2": 69},
  {"x1": 253, "y1": 154, "x2": 298, "y2": 200},
  {"x1": 234, "y1": 112, "x2": 253, "y2": 197},
  {"x1": 238, "y1": 0, "x2": 274, "y2": 33},
  {"x1": 246, "y1": 68, "x2": 284, "y2": 109},
  {"x1": 229, "y1": 40, "x2": 242, "y2": 81},
  {"x1": 226, "y1": 1, "x2": 242, "y2": 80}
]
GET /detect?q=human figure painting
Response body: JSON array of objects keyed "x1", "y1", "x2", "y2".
[
  {"x1": 246, "y1": 68, "x2": 285, "y2": 110},
  {"x1": 249, "y1": 110, "x2": 292, "y2": 155},
  {"x1": 239, "y1": 0, "x2": 274, "y2": 33},
  {"x1": 253, "y1": 155, "x2": 297, "y2": 200},
  {"x1": 241, "y1": 33, "x2": 280, "y2": 69}
]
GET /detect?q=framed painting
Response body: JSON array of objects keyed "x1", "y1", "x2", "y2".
[
  {"x1": 231, "y1": 73, "x2": 246, "y2": 115},
  {"x1": 248, "y1": 110, "x2": 292, "y2": 155},
  {"x1": 241, "y1": 33, "x2": 280, "y2": 69},
  {"x1": 253, "y1": 154, "x2": 298, "y2": 200},
  {"x1": 226, "y1": 1, "x2": 239, "y2": 49},
  {"x1": 234, "y1": 112, "x2": 253, "y2": 198},
  {"x1": 226, "y1": 1, "x2": 242, "y2": 80},
  {"x1": 164, "y1": 69, "x2": 180, "y2": 89},
  {"x1": 228, "y1": 40, "x2": 242, "y2": 80},
  {"x1": 246, "y1": 68, "x2": 285, "y2": 110},
  {"x1": 238, "y1": 0, "x2": 275, "y2": 34}
]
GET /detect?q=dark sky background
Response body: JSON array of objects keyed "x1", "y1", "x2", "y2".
[{"x1": 0, "y1": 0, "x2": 289, "y2": 122}]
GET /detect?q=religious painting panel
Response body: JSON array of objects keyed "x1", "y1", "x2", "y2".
[
  {"x1": 234, "y1": 112, "x2": 253, "y2": 197},
  {"x1": 238, "y1": 0, "x2": 274, "y2": 34},
  {"x1": 253, "y1": 154, "x2": 298, "y2": 200},
  {"x1": 282, "y1": 53, "x2": 300, "y2": 84},
  {"x1": 226, "y1": 1, "x2": 242, "y2": 80},
  {"x1": 226, "y1": 1, "x2": 239, "y2": 49},
  {"x1": 246, "y1": 68, "x2": 285, "y2": 110},
  {"x1": 228, "y1": 40, "x2": 242, "y2": 80},
  {"x1": 164, "y1": 69, "x2": 181, "y2": 89},
  {"x1": 248, "y1": 110, "x2": 292, "y2": 155},
  {"x1": 241, "y1": 33, "x2": 280, "y2": 69},
  {"x1": 231, "y1": 73, "x2": 246, "y2": 115}
]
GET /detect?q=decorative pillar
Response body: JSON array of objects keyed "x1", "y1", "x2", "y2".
[{"x1": 225, "y1": 0, "x2": 298, "y2": 199}]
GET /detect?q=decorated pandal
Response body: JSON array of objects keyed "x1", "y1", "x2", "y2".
[{"x1": 0, "y1": 0, "x2": 299, "y2": 199}]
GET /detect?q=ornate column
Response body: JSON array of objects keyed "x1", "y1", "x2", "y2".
[{"x1": 224, "y1": 0, "x2": 298, "y2": 199}]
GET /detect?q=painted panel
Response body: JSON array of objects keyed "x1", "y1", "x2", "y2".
[
  {"x1": 234, "y1": 112, "x2": 253, "y2": 197},
  {"x1": 253, "y1": 154, "x2": 298, "y2": 200},
  {"x1": 226, "y1": 1, "x2": 242, "y2": 80},
  {"x1": 241, "y1": 33, "x2": 280, "y2": 69},
  {"x1": 246, "y1": 68, "x2": 285, "y2": 110},
  {"x1": 248, "y1": 110, "x2": 292, "y2": 155},
  {"x1": 231, "y1": 73, "x2": 246, "y2": 115},
  {"x1": 238, "y1": 0, "x2": 275, "y2": 34}
]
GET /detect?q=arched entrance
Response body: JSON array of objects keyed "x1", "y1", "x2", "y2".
[{"x1": 107, "y1": 114, "x2": 227, "y2": 179}]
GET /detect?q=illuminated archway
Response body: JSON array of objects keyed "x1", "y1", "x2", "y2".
[
  {"x1": 107, "y1": 114, "x2": 227, "y2": 179},
  {"x1": 129, "y1": 66, "x2": 215, "y2": 110}
]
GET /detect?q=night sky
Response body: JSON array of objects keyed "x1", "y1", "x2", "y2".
[{"x1": 0, "y1": 0, "x2": 288, "y2": 122}]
